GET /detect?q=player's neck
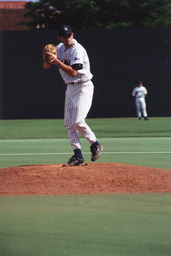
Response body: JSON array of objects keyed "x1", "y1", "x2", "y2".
[{"x1": 64, "y1": 43, "x2": 73, "y2": 49}]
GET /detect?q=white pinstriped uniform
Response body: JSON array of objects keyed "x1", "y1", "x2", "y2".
[
  {"x1": 132, "y1": 86, "x2": 148, "y2": 118},
  {"x1": 57, "y1": 39, "x2": 97, "y2": 150}
]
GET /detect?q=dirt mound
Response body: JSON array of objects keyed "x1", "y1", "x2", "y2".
[{"x1": 0, "y1": 163, "x2": 171, "y2": 195}]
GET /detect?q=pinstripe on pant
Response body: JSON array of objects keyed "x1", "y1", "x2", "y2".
[{"x1": 64, "y1": 81, "x2": 97, "y2": 150}]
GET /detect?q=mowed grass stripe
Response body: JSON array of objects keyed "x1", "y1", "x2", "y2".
[
  {"x1": 0, "y1": 137, "x2": 171, "y2": 169},
  {"x1": 1, "y1": 151, "x2": 171, "y2": 156}
]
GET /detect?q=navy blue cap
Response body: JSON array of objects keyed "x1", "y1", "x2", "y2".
[
  {"x1": 58, "y1": 25, "x2": 72, "y2": 37},
  {"x1": 138, "y1": 81, "x2": 143, "y2": 84}
]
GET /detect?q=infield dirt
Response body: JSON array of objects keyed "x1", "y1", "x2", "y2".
[{"x1": 0, "y1": 163, "x2": 171, "y2": 195}]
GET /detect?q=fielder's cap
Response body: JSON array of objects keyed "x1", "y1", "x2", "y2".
[
  {"x1": 138, "y1": 81, "x2": 143, "y2": 84},
  {"x1": 58, "y1": 25, "x2": 72, "y2": 37}
]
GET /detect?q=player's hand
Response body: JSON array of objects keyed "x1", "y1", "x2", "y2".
[
  {"x1": 43, "y1": 44, "x2": 57, "y2": 64},
  {"x1": 46, "y1": 52, "x2": 57, "y2": 64}
]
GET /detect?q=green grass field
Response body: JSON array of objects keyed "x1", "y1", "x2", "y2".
[
  {"x1": 0, "y1": 117, "x2": 171, "y2": 139},
  {"x1": 0, "y1": 118, "x2": 171, "y2": 256},
  {"x1": 0, "y1": 118, "x2": 171, "y2": 169},
  {"x1": 0, "y1": 194, "x2": 171, "y2": 256}
]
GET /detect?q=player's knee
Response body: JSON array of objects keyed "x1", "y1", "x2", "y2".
[
  {"x1": 64, "y1": 121, "x2": 79, "y2": 129},
  {"x1": 64, "y1": 121, "x2": 72, "y2": 129},
  {"x1": 73, "y1": 122, "x2": 80, "y2": 129},
  {"x1": 74, "y1": 120, "x2": 85, "y2": 128}
]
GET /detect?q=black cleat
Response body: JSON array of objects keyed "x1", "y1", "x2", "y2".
[
  {"x1": 90, "y1": 144, "x2": 103, "y2": 162},
  {"x1": 62, "y1": 155, "x2": 85, "y2": 167},
  {"x1": 144, "y1": 117, "x2": 148, "y2": 120}
]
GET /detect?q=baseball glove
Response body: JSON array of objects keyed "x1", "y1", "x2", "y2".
[{"x1": 43, "y1": 44, "x2": 57, "y2": 64}]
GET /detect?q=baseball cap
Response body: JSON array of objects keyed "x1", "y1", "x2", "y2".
[
  {"x1": 138, "y1": 81, "x2": 143, "y2": 84},
  {"x1": 58, "y1": 25, "x2": 72, "y2": 37}
]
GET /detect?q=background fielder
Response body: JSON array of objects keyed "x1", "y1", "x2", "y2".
[
  {"x1": 132, "y1": 81, "x2": 148, "y2": 120},
  {"x1": 43, "y1": 25, "x2": 103, "y2": 166}
]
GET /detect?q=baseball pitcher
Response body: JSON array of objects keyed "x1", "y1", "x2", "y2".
[{"x1": 43, "y1": 25, "x2": 103, "y2": 166}]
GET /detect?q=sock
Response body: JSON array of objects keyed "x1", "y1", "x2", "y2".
[
  {"x1": 74, "y1": 149, "x2": 83, "y2": 159},
  {"x1": 91, "y1": 141, "x2": 99, "y2": 147}
]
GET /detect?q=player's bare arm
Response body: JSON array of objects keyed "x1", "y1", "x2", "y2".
[
  {"x1": 43, "y1": 48, "x2": 81, "y2": 77},
  {"x1": 52, "y1": 57, "x2": 78, "y2": 77},
  {"x1": 49, "y1": 33, "x2": 80, "y2": 77},
  {"x1": 43, "y1": 61, "x2": 51, "y2": 69},
  {"x1": 42, "y1": 51, "x2": 77, "y2": 76}
]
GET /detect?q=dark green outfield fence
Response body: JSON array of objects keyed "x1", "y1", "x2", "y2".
[{"x1": 0, "y1": 28, "x2": 170, "y2": 119}]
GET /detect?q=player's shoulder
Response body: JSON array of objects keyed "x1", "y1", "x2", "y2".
[
  {"x1": 72, "y1": 39, "x2": 86, "y2": 51},
  {"x1": 57, "y1": 42, "x2": 64, "y2": 51}
]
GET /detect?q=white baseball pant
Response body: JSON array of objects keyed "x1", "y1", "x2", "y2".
[
  {"x1": 135, "y1": 97, "x2": 147, "y2": 118},
  {"x1": 64, "y1": 81, "x2": 97, "y2": 150}
]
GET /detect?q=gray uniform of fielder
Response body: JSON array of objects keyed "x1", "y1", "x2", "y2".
[{"x1": 132, "y1": 83, "x2": 148, "y2": 119}]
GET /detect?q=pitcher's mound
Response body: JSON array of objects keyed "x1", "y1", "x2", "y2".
[{"x1": 0, "y1": 163, "x2": 171, "y2": 195}]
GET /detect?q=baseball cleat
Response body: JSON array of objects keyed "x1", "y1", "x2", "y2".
[
  {"x1": 90, "y1": 144, "x2": 103, "y2": 162},
  {"x1": 62, "y1": 155, "x2": 85, "y2": 167}
]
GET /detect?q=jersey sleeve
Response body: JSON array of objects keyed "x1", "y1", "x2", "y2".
[
  {"x1": 132, "y1": 88, "x2": 137, "y2": 95},
  {"x1": 70, "y1": 45, "x2": 84, "y2": 66}
]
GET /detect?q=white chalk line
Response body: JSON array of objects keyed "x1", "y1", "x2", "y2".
[{"x1": 0, "y1": 152, "x2": 171, "y2": 156}]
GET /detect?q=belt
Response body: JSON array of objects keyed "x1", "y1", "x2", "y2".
[{"x1": 66, "y1": 80, "x2": 90, "y2": 85}]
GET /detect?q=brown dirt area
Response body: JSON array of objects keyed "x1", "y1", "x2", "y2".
[{"x1": 0, "y1": 163, "x2": 171, "y2": 195}]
